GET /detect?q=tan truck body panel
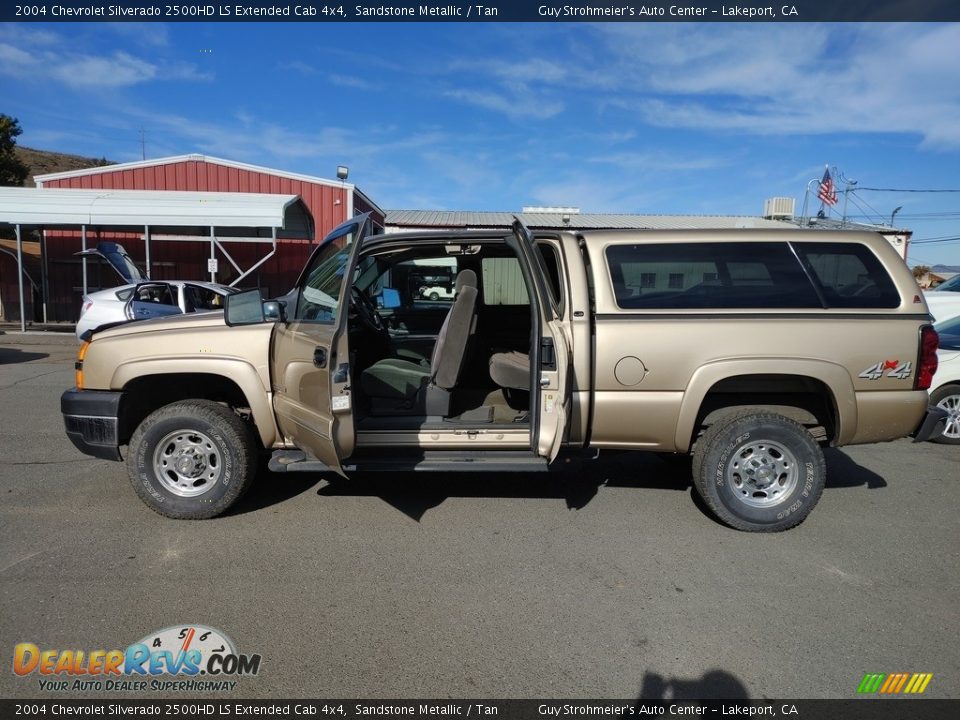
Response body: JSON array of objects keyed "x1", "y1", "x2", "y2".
[{"x1": 83, "y1": 315, "x2": 281, "y2": 448}]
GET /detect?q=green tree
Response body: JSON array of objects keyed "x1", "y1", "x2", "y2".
[{"x1": 0, "y1": 114, "x2": 30, "y2": 186}]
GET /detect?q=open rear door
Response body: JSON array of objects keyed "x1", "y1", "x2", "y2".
[
  {"x1": 511, "y1": 219, "x2": 572, "y2": 462},
  {"x1": 270, "y1": 213, "x2": 370, "y2": 475}
]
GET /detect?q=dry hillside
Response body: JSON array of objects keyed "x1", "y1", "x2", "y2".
[{"x1": 14, "y1": 146, "x2": 114, "y2": 187}]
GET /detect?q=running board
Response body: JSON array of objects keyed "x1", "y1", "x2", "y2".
[
  {"x1": 343, "y1": 450, "x2": 549, "y2": 473},
  {"x1": 268, "y1": 449, "x2": 550, "y2": 474}
]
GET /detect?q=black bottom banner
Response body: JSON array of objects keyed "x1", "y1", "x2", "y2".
[{"x1": 2, "y1": 699, "x2": 958, "y2": 720}]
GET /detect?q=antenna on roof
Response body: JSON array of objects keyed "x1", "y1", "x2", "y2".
[{"x1": 139, "y1": 127, "x2": 146, "y2": 161}]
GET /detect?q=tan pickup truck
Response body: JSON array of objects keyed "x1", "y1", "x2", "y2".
[{"x1": 62, "y1": 216, "x2": 946, "y2": 531}]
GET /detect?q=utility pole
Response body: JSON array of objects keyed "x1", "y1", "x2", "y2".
[{"x1": 139, "y1": 127, "x2": 146, "y2": 161}]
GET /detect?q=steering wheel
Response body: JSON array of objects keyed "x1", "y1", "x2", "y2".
[{"x1": 350, "y1": 287, "x2": 390, "y2": 341}]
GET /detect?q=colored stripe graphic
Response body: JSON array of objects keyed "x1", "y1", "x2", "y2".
[
  {"x1": 906, "y1": 674, "x2": 933, "y2": 694},
  {"x1": 858, "y1": 673, "x2": 932, "y2": 694},
  {"x1": 857, "y1": 673, "x2": 885, "y2": 693}
]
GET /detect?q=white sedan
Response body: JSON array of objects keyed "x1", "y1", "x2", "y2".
[
  {"x1": 76, "y1": 281, "x2": 238, "y2": 340},
  {"x1": 924, "y1": 274, "x2": 960, "y2": 321},
  {"x1": 418, "y1": 285, "x2": 454, "y2": 301},
  {"x1": 930, "y1": 313, "x2": 960, "y2": 444}
]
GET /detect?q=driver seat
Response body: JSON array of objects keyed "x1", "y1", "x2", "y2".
[{"x1": 360, "y1": 269, "x2": 478, "y2": 416}]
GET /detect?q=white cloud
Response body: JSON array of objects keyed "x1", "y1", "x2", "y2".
[
  {"x1": 279, "y1": 60, "x2": 317, "y2": 75},
  {"x1": 329, "y1": 74, "x2": 378, "y2": 90},
  {"x1": 446, "y1": 24, "x2": 960, "y2": 149},
  {"x1": 444, "y1": 88, "x2": 563, "y2": 120},
  {"x1": 588, "y1": 151, "x2": 728, "y2": 172},
  {"x1": 105, "y1": 23, "x2": 171, "y2": 47},
  {"x1": 49, "y1": 51, "x2": 158, "y2": 88},
  {"x1": 0, "y1": 27, "x2": 210, "y2": 90},
  {"x1": 608, "y1": 24, "x2": 960, "y2": 149}
]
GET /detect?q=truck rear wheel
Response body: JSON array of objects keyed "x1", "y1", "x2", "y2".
[
  {"x1": 692, "y1": 410, "x2": 825, "y2": 532},
  {"x1": 126, "y1": 400, "x2": 258, "y2": 519}
]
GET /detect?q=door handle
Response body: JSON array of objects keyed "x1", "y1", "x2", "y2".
[{"x1": 313, "y1": 347, "x2": 328, "y2": 368}]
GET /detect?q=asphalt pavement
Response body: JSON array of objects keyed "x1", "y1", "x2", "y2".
[{"x1": 1, "y1": 332, "x2": 958, "y2": 700}]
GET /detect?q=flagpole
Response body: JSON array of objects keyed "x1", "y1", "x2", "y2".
[{"x1": 801, "y1": 178, "x2": 819, "y2": 223}]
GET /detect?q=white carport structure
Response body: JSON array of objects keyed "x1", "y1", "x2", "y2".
[{"x1": 0, "y1": 187, "x2": 313, "y2": 331}]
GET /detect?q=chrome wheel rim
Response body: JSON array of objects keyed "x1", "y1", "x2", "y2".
[
  {"x1": 153, "y1": 429, "x2": 223, "y2": 497},
  {"x1": 936, "y1": 393, "x2": 960, "y2": 439},
  {"x1": 726, "y1": 439, "x2": 798, "y2": 508}
]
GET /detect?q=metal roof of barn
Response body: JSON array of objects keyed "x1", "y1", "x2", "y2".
[
  {"x1": 0, "y1": 187, "x2": 312, "y2": 233},
  {"x1": 33, "y1": 153, "x2": 384, "y2": 216},
  {"x1": 385, "y1": 210, "x2": 793, "y2": 230}
]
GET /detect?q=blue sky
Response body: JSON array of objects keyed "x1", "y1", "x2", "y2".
[{"x1": 2, "y1": 21, "x2": 959, "y2": 265}]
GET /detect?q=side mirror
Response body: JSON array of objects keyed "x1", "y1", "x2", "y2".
[{"x1": 225, "y1": 289, "x2": 267, "y2": 326}]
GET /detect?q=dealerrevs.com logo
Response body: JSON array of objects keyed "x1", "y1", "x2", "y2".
[{"x1": 13, "y1": 624, "x2": 261, "y2": 692}]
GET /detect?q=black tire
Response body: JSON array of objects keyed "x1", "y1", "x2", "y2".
[
  {"x1": 930, "y1": 385, "x2": 960, "y2": 445},
  {"x1": 692, "y1": 410, "x2": 825, "y2": 532},
  {"x1": 429, "y1": 292, "x2": 440, "y2": 300},
  {"x1": 126, "y1": 400, "x2": 258, "y2": 519}
]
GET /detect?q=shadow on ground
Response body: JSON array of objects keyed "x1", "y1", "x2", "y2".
[
  {"x1": 227, "y1": 447, "x2": 889, "y2": 522},
  {"x1": 637, "y1": 669, "x2": 750, "y2": 700},
  {"x1": 321, "y1": 451, "x2": 698, "y2": 521},
  {"x1": 0, "y1": 348, "x2": 48, "y2": 364},
  {"x1": 823, "y1": 447, "x2": 887, "y2": 489}
]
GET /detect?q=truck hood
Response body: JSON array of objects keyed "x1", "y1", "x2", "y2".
[{"x1": 92, "y1": 310, "x2": 230, "y2": 340}]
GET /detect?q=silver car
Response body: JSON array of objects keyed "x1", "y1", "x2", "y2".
[
  {"x1": 76, "y1": 280, "x2": 238, "y2": 340},
  {"x1": 74, "y1": 242, "x2": 237, "y2": 339}
]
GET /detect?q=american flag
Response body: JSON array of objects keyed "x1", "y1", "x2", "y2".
[{"x1": 818, "y1": 167, "x2": 838, "y2": 206}]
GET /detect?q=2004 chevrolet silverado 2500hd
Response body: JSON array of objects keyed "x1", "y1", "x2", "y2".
[{"x1": 62, "y1": 216, "x2": 947, "y2": 531}]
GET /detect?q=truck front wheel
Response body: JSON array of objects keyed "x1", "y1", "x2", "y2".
[
  {"x1": 126, "y1": 400, "x2": 258, "y2": 519},
  {"x1": 692, "y1": 410, "x2": 825, "y2": 532}
]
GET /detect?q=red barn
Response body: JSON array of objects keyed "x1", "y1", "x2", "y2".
[{"x1": 33, "y1": 154, "x2": 384, "y2": 321}]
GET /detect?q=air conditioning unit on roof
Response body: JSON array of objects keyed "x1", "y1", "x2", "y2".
[{"x1": 763, "y1": 197, "x2": 795, "y2": 220}]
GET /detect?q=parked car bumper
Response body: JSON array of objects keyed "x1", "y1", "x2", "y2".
[
  {"x1": 912, "y1": 405, "x2": 950, "y2": 443},
  {"x1": 61, "y1": 388, "x2": 123, "y2": 461}
]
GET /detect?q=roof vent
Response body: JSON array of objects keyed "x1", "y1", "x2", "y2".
[
  {"x1": 763, "y1": 197, "x2": 795, "y2": 220},
  {"x1": 522, "y1": 206, "x2": 580, "y2": 214}
]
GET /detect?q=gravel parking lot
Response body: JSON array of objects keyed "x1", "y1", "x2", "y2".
[{"x1": 1, "y1": 332, "x2": 958, "y2": 700}]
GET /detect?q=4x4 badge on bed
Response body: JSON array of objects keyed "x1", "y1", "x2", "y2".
[{"x1": 859, "y1": 360, "x2": 912, "y2": 380}]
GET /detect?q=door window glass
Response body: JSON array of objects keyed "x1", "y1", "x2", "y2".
[
  {"x1": 296, "y1": 238, "x2": 353, "y2": 323},
  {"x1": 134, "y1": 284, "x2": 178, "y2": 308}
]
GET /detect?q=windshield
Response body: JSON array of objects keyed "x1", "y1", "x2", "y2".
[
  {"x1": 296, "y1": 242, "x2": 352, "y2": 322},
  {"x1": 931, "y1": 275, "x2": 960, "y2": 292},
  {"x1": 934, "y1": 315, "x2": 960, "y2": 349}
]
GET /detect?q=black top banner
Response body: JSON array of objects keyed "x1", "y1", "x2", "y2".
[{"x1": 3, "y1": 0, "x2": 959, "y2": 23}]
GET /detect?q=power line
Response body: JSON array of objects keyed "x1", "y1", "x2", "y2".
[
  {"x1": 856, "y1": 187, "x2": 960, "y2": 193},
  {"x1": 911, "y1": 236, "x2": 960, "y2": 245}
]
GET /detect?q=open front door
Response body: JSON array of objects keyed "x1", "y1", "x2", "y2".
[
  {"x1": 271, "y1": 213, "x2": 370, "y2": 475},
  {"x1": 511, "y1": 219, "x2": 572, "y2": 462}
]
